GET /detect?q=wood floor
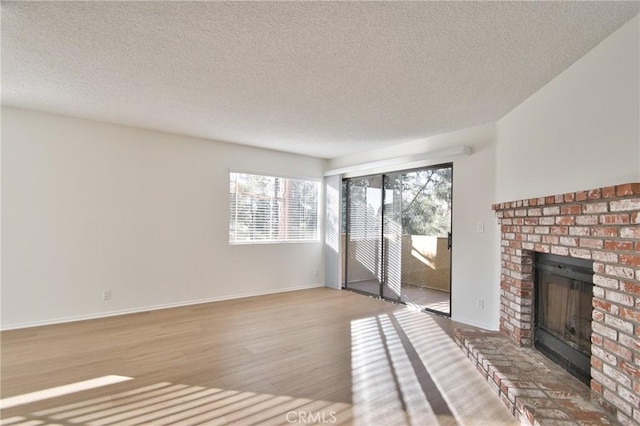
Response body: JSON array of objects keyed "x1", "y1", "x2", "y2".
[
  {"x1": 1, "y1": 288, "x2": 515, "y2": 425},
  {"x1": 346, "y1": 280, "x2": 451, "y2": 314}
]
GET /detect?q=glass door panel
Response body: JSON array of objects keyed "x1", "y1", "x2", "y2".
[
  {"x1": 395, "y1": 166, "x2": 452, "y2": 314},
  {"x1": 344, "y1": 176, "x2": 383, "y2": 297},
  {"x1": 382, "y1": 174, "x2": 403, "y2": 301}
]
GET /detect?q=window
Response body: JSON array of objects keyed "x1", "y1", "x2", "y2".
[{"x1": 229, "y1": 172, "x2": 320, "y2": 244}]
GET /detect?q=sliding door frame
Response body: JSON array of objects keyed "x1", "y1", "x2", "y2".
[{"x1": 342, "y1": 162, "x2": 453, "y2": 317}]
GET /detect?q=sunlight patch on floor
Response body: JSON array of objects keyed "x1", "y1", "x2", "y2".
[{"x1": 0, "y1": 375, "x2": 133, "y2": 410}]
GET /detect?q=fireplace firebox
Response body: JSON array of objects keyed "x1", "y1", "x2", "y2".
[{"x1": 534, "y1": 253, "x2": 594, "y2": 386}]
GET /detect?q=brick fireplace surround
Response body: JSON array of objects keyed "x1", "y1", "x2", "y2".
[{"x1": 492, "y1": 182, "x2": 640, "y2": 423}]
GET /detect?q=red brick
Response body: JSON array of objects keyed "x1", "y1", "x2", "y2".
[
  {"x1": 529, "y1": 198, "x2": 538, "y2": 206},
  {"x1": 592, "y1": 333, "x2": 604, "y2": 345},
  {"x1": 619, "y1": 361, "x2": 640, "y2": 379},
  {"x1": 545, "y1": 196, "x2": 555, "y2": 204},
  {"x1": 616, "y1": 183, "x2": 640, "y2": 196},
  {"x1": 583, "y1": 202, "x2": 608, "y2": 213},
  {"x1": 602, "y1": 186, "x2": 617, "y2": 198},
  {"x1": 594, "y1": 299, "x2": 613, "y2": 311},
  {"x1": 588, "y1": 189, "x2": 602, "y2": 200},
  {"x1": 605, "y1": 241, "x2": 634, "y2": 251},
  {"x1": 621, "y1": 307, "x2": 640, "y2": 323},
  {"x1": 550, "y1": 226, "x2": 568, "y2": 235},
  {"x1": 593, "y1": 310, "x2": 605, "y2": 322},
  {"x1": 592, "y1": 356, "x2": 604, "y2": 370},
  {"x1": 542, "y1": 235, "x2": 559, "y2": 245},
  {"x1": 534, "y1": 243, "x2": 550, "y2": 253},
  {"x1": 592, "y1": 227, "x2": 618, "y2": 237},
  {"x1": 604, "y1": 338, "x2": 633, "y2": 360},
  {"x1": 632, "y1": 212, "x2": 640, "y2": 224},
  {"x1": 556, "y1": 216, "x2": 575, "y2": 225},
  {"x1": 564, "y1": 193, "x2": 576, "y2": 202},
  {"x1": 561, "y1": 205, "x2": 581, "y2": 215},
  {"x1": 600, "y1": 214, "x2": 630, "y2": 225},
  {"x1": 592, "y1": 381, "x2": 603, "y2": 394},
  {"x1": 576, "y1": 191, "x2": 588, "y2": 201},
  {"x1": 621, "y1": 281, "x2": 640, "y2": 295},
  {"x1": 580, "y1": 238, "x2": 604, "y2": 249},
  {"x1": 620, "y1": 254, "x2": 640, "y2": 267}
]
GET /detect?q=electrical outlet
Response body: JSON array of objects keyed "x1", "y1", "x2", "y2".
[
  {"x1": 103, "y1": 290, "x2": 112, "y2": 301},
  {"x1": 477, "y1": 298, "x2": 484, "y2": 310},
  {"x1": 476, "y1": 222, "x2": 484, "y2": 233}
]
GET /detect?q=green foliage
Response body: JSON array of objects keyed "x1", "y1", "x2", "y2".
[
  {"x1": 388, "y1": 168, "x2": 452, "y2": 236},
  {"x1": 343, "y1": 167, "x2": 451, "y2": 238}
]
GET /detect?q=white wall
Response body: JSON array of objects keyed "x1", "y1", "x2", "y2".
[
  {"x1": 1, "y1": 107, "x2": 326, "y2": 329},
  {"x1": 497, "y1": 15, "x2": 640, "y2": 202},
  {"x1": 324, "y1": 174, "x2": 341, "y2": 290},
  {"x1": 327, "y1": 123, "x2": 501, "y2": 330}
]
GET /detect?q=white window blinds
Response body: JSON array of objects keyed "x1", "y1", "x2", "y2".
[{"x1": 229, "y1": 172, "x2": 320, "y2": 244}]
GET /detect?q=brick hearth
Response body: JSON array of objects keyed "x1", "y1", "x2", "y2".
[
  {"x1": 455, "y1": 327, "x2": 615, "y2": 425},
  {"x1": 492, "y1": 183, "x2": 640, "y2": 425}
]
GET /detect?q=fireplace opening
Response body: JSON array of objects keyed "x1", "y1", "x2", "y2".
[{"x1": 534, "y1": 253, "x2": 594, "y2": 386}]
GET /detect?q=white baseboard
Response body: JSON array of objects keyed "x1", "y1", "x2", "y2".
[
  {"x1": 451, "y1": 314, "x2": 499, "y2": 331},
  {"x1": 1, "y1": 283, "x2": 325, "y2": 331}
]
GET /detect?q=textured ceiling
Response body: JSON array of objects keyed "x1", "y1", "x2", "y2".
[{"x1": 2, "y1": 2, "x2": 639, "y2": 159}]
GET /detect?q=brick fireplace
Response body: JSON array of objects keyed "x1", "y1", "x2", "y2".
[{"x1": 492, "y1": 183, "x2": 640, "y2": 423}]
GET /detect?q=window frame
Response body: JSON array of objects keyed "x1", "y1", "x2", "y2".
[{"x1": 228, "y1": 170, "x2": 322, "y2": 245}]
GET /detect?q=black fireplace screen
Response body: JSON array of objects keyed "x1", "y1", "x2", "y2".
[{"x1": 535, "y1": 253, "x2": 594, "y2": 385}]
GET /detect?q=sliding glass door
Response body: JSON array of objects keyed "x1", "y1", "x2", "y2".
[
  {"x1": 343, "y1": 164, "x2": 452, "y2": 315},
  {"x1": 344, "y1": 176, "x2": 383, "y2": 297}
]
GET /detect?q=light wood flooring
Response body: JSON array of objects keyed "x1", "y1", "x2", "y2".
[
  {"x1": 1, "y1": 288, "x2": 514, "y2": 425},
  {"x1": 345, "y1": 280, "x2": 451, "y2": 314}
]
